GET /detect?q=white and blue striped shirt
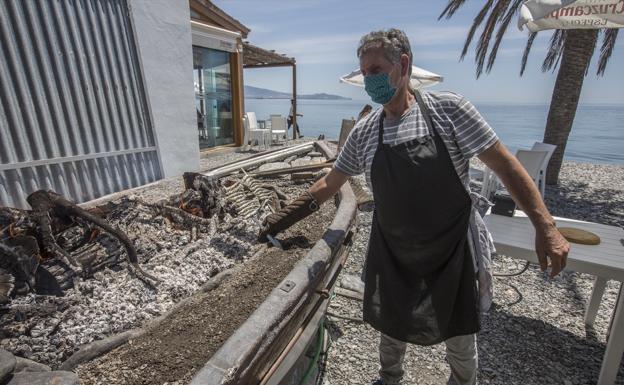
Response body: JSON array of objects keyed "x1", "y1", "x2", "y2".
[{"x1": 335, "y1": 91, "x2": 498, "y2": 192}]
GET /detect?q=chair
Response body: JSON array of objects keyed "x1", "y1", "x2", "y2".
[
  {"x1": 480, "y1": 149, "x2": 549, "y2": 200},
  {"x1": 531, "y1": 142, "x2": 556, "y2": 196},
  {"x1": 245, "y1": 112, "x2": 270, "y2": 149},
  {"x1": 338, "y1": 118, "x2": 356, "y2": 150},
  {"x1": 270, "y1": 114, "x2": 288, "y2": 144}
]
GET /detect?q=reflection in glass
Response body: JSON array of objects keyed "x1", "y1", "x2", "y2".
[{"x1": 193, "y1": 46, "x2": 233, "y2": 148}]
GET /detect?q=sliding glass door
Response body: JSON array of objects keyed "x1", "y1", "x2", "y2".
[{"x1": 193, "y1": 46, "x2": 233, "y2": 148}]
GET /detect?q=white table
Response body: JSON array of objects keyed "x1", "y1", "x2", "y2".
[{"x1": 484, "y1": 211, "x2": 624, "y2": 384}]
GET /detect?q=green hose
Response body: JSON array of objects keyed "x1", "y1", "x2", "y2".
[{"x1": 298, "y1": 317, "x2": 326, "y2": 385}]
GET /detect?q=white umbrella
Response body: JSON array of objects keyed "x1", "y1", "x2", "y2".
[
  {"x1": 518, "y1": 0, "x2": 624, "y2": 32},
  {"x1": 339, "y1": 65, "x2": 443, "y2": 89}
]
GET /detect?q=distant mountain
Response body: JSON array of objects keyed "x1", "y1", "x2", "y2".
[{"x1": 244, "y1": 85, "x2": 350, "y2": 100}]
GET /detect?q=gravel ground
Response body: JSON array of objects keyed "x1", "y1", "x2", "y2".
[{"x1": 323, "y1": 160, "x2": 624, "y2": 385}]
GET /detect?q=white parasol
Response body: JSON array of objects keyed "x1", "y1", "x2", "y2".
[
  {"x1": 339, "y1": 65, "x2": 443, "y2": 89},
  {"x1": 518, "y1": 0, "x2": 624, "y2": 32}
]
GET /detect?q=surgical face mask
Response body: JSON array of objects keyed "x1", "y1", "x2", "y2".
[{"x1": 364, "y1": 72, "x2": 397, "y2": 105}]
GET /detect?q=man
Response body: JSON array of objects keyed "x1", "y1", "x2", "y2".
[
  {"x1": 287, "y1": 98, "x2": 303, "y2": 138},
  {"x1": 261, "y1": 29, "x2": 569, "y2": 385}
]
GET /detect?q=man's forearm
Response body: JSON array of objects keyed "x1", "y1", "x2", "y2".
[
  {"x1": 478, "y1": 141, "x2": 569, "y2": 275},
  {"x1": 497, "y1": 160, "x2": 555, "y2": 230},
  {"x1": 479, "y1": 142, "x2": 554, "y2": 230},
  {"x1": 259, "y1": 167, "x2": 349, "y2": 240},
  {"x1": 309, "y1": 167, "x2": 349, "y2": 204}
]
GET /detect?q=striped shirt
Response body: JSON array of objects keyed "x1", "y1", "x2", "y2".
[{"x1": 335, "y1": 91, "x2": 499, "y2": 192}]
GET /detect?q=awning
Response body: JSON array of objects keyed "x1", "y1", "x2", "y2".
[
  {"x1": 191, "y1": 20, "x2": 241, "y2": 53},
  {"x1": 518, "y1": 0, "x2": 624, "y2": 32},
  {"x1": 242, "y1": 43, "x2": 295, "y2": 68}
]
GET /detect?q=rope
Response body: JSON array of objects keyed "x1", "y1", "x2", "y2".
[{"x1": 493, "y1": 260, "x2": 531, "y2": 277}]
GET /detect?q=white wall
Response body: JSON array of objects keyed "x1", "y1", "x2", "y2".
[{"x1": 130, "y1": 0, "x2": 200, "y2": 177}]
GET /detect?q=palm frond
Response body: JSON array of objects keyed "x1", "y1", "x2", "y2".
[
  {"x1": 439, "y1": 0, "x2": 468, "y2": 20},
  {"x1": 541, "y1": 30, "x2": 566, "y2": 73},
  {"x1": 486, "y1": 0, "x2": 524, "y2": 73},
  {"x1": 459, "y1": 0, "x2": 495, "y2": 60},
  {"x1": 475, "y1": 0, "x2": 510, "y2": 77},
  {"x1": 597, "y1": 28, "x2": 618, "y2": 76},
  {"x1": 520, "y1": 32, "x2": 537, "y2": 76}
]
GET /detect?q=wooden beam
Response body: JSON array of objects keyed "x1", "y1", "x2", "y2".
[
  {"x1": 243, "y1": 63, "x2": 294, "y2": 69},
  {"x1": 190, "y1": 0, "x2": 250, "y2": 37},
  {"x1": 230, "y1": 51, "x2": 244, "y2": 147}
]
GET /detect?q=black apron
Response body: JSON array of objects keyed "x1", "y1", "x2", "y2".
[{"x1": 362, "y1": 92, "x2": 479, "y2": 346}]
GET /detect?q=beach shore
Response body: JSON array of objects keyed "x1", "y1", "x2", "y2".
[{"x1": 323, "y1": 159, "x2": 624, "y2": 385}]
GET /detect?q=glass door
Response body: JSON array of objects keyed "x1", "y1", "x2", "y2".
[{"x1": 193, "y1": 46, "x2": 234, "y2": 149}]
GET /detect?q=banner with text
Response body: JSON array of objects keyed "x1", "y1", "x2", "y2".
[{"x1": 518, "y1": 0, "x2": 624, "y2": 31}]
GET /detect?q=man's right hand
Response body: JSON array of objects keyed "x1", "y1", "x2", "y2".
[
  {"x1": 258, "y1": 167, "x2": 350, "y2": 242},
  {"x1": 258, "y1": 191, "x2": 319, "y2": 242}
]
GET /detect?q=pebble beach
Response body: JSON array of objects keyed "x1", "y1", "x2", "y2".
[{"x1": 323, "y1": 159, "x2": 624, "y2": 385}]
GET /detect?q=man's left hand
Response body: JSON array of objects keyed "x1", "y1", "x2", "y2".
[{"x1": 535, "y1": 224, "x2": 570, "y2": 277}]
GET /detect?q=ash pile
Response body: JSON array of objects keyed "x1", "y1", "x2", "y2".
[{"x1": 0, "y1": 143, "x2": 329, "y2": 373}]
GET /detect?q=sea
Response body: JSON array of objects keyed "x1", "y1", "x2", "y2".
[{"x1": 245, "y1": 98, "x2": 624, "y2": 165}]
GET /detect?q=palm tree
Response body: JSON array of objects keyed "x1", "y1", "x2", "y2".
[{"x1": 439, "y1": 1, "x2": 619, "y2": 185}]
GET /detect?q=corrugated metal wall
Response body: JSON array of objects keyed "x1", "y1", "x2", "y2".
[{"x1": 0, "y1": 0, "x2": 162, "y2": 209}]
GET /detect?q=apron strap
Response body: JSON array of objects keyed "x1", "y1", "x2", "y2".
[
  {"x1": 413, "y1": 91, "x2": 439, "y2": 139},
  {"x1": 377, "y1": 110, "x2": 385, "y2": 144}
]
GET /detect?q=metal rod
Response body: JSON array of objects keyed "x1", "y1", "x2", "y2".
[
  {"x1": 292, "y1": 63, "x2": 297, "y2": 140},
  {"x1": 248, "y1": 159, "x2": 334, "y2": 178},
  {"x1": 204, "y1": 142, "x2": 314, "y2": 178}
]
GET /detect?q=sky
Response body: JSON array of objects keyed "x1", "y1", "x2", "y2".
[{"x1": 214, "y1": 0, "x2": 623, "y2": 104}]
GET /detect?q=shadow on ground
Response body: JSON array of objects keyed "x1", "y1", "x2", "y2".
[
  {"x1": 479, "y1": 304, "x2": 624, "y2": 385},
  {"x1": 545, "y1": 183, "x2": 623, "y2": 227}
]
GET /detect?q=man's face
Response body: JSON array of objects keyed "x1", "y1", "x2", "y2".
[{"x1": 359, "y1": 47, "x2": 404, "y2": 89}]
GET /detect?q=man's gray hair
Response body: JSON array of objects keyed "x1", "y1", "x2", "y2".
[{"x1": 357, "y1": 29, "x2": 413, "y2": 76}]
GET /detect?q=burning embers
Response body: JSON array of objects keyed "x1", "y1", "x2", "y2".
[{"x1": 0, "y1": 149, "x2": 320, "y2": 368}]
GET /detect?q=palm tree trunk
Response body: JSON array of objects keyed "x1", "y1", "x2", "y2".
[{"x1": 543, "y1": 29, "x2": 598, "y2": 185}]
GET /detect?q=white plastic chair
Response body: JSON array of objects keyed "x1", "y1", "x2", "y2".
[
  {"x1": 516, "y1": 149, "x2": 549, "y2": 189},
  {"x1": 480, "y1": 149, "x2": 549, "y2": 200},
  {"x1": 531, "y1": 142, "x2": 556, "y2": 196},
  {"x1": 270, "y1": 114, "x2": 288, "y2": 144},
  {"x1": 245, "y1": 112, "x2": 270, "y2": 149}
]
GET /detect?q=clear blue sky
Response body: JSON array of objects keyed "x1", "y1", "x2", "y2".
[{"x1": 214, "y1": 0, "x2": 623, "y2": 104}]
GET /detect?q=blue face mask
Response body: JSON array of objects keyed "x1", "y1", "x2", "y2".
[{"x1": 363, "y1": 72, "x2": 396, "y2": 105}]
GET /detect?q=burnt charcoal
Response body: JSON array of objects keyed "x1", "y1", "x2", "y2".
[
  {"x1": 13, "y1": 281, "x2": 29, "y2": 296},
  {"x1": 0, "y1": 207, "x2": 35, "y2": 237},
  {"x1": 0, "y1": 236, "x2": 40, "y2": 290},
  {"x1": 56, "y1": 226, "x2": 90, "y2": 252},
  {"x1": 34, "y1": 267, "x2": 64, "y2": 297},
  {"x1": 182, "y1": 172, "x2": 225, "y2": 218},
  {"x1": 39, "y1": 261, "x2": 74, "y2": 292},
  {"x1": 72, "y1": 234, "x2": 124, "y2": 273}
]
